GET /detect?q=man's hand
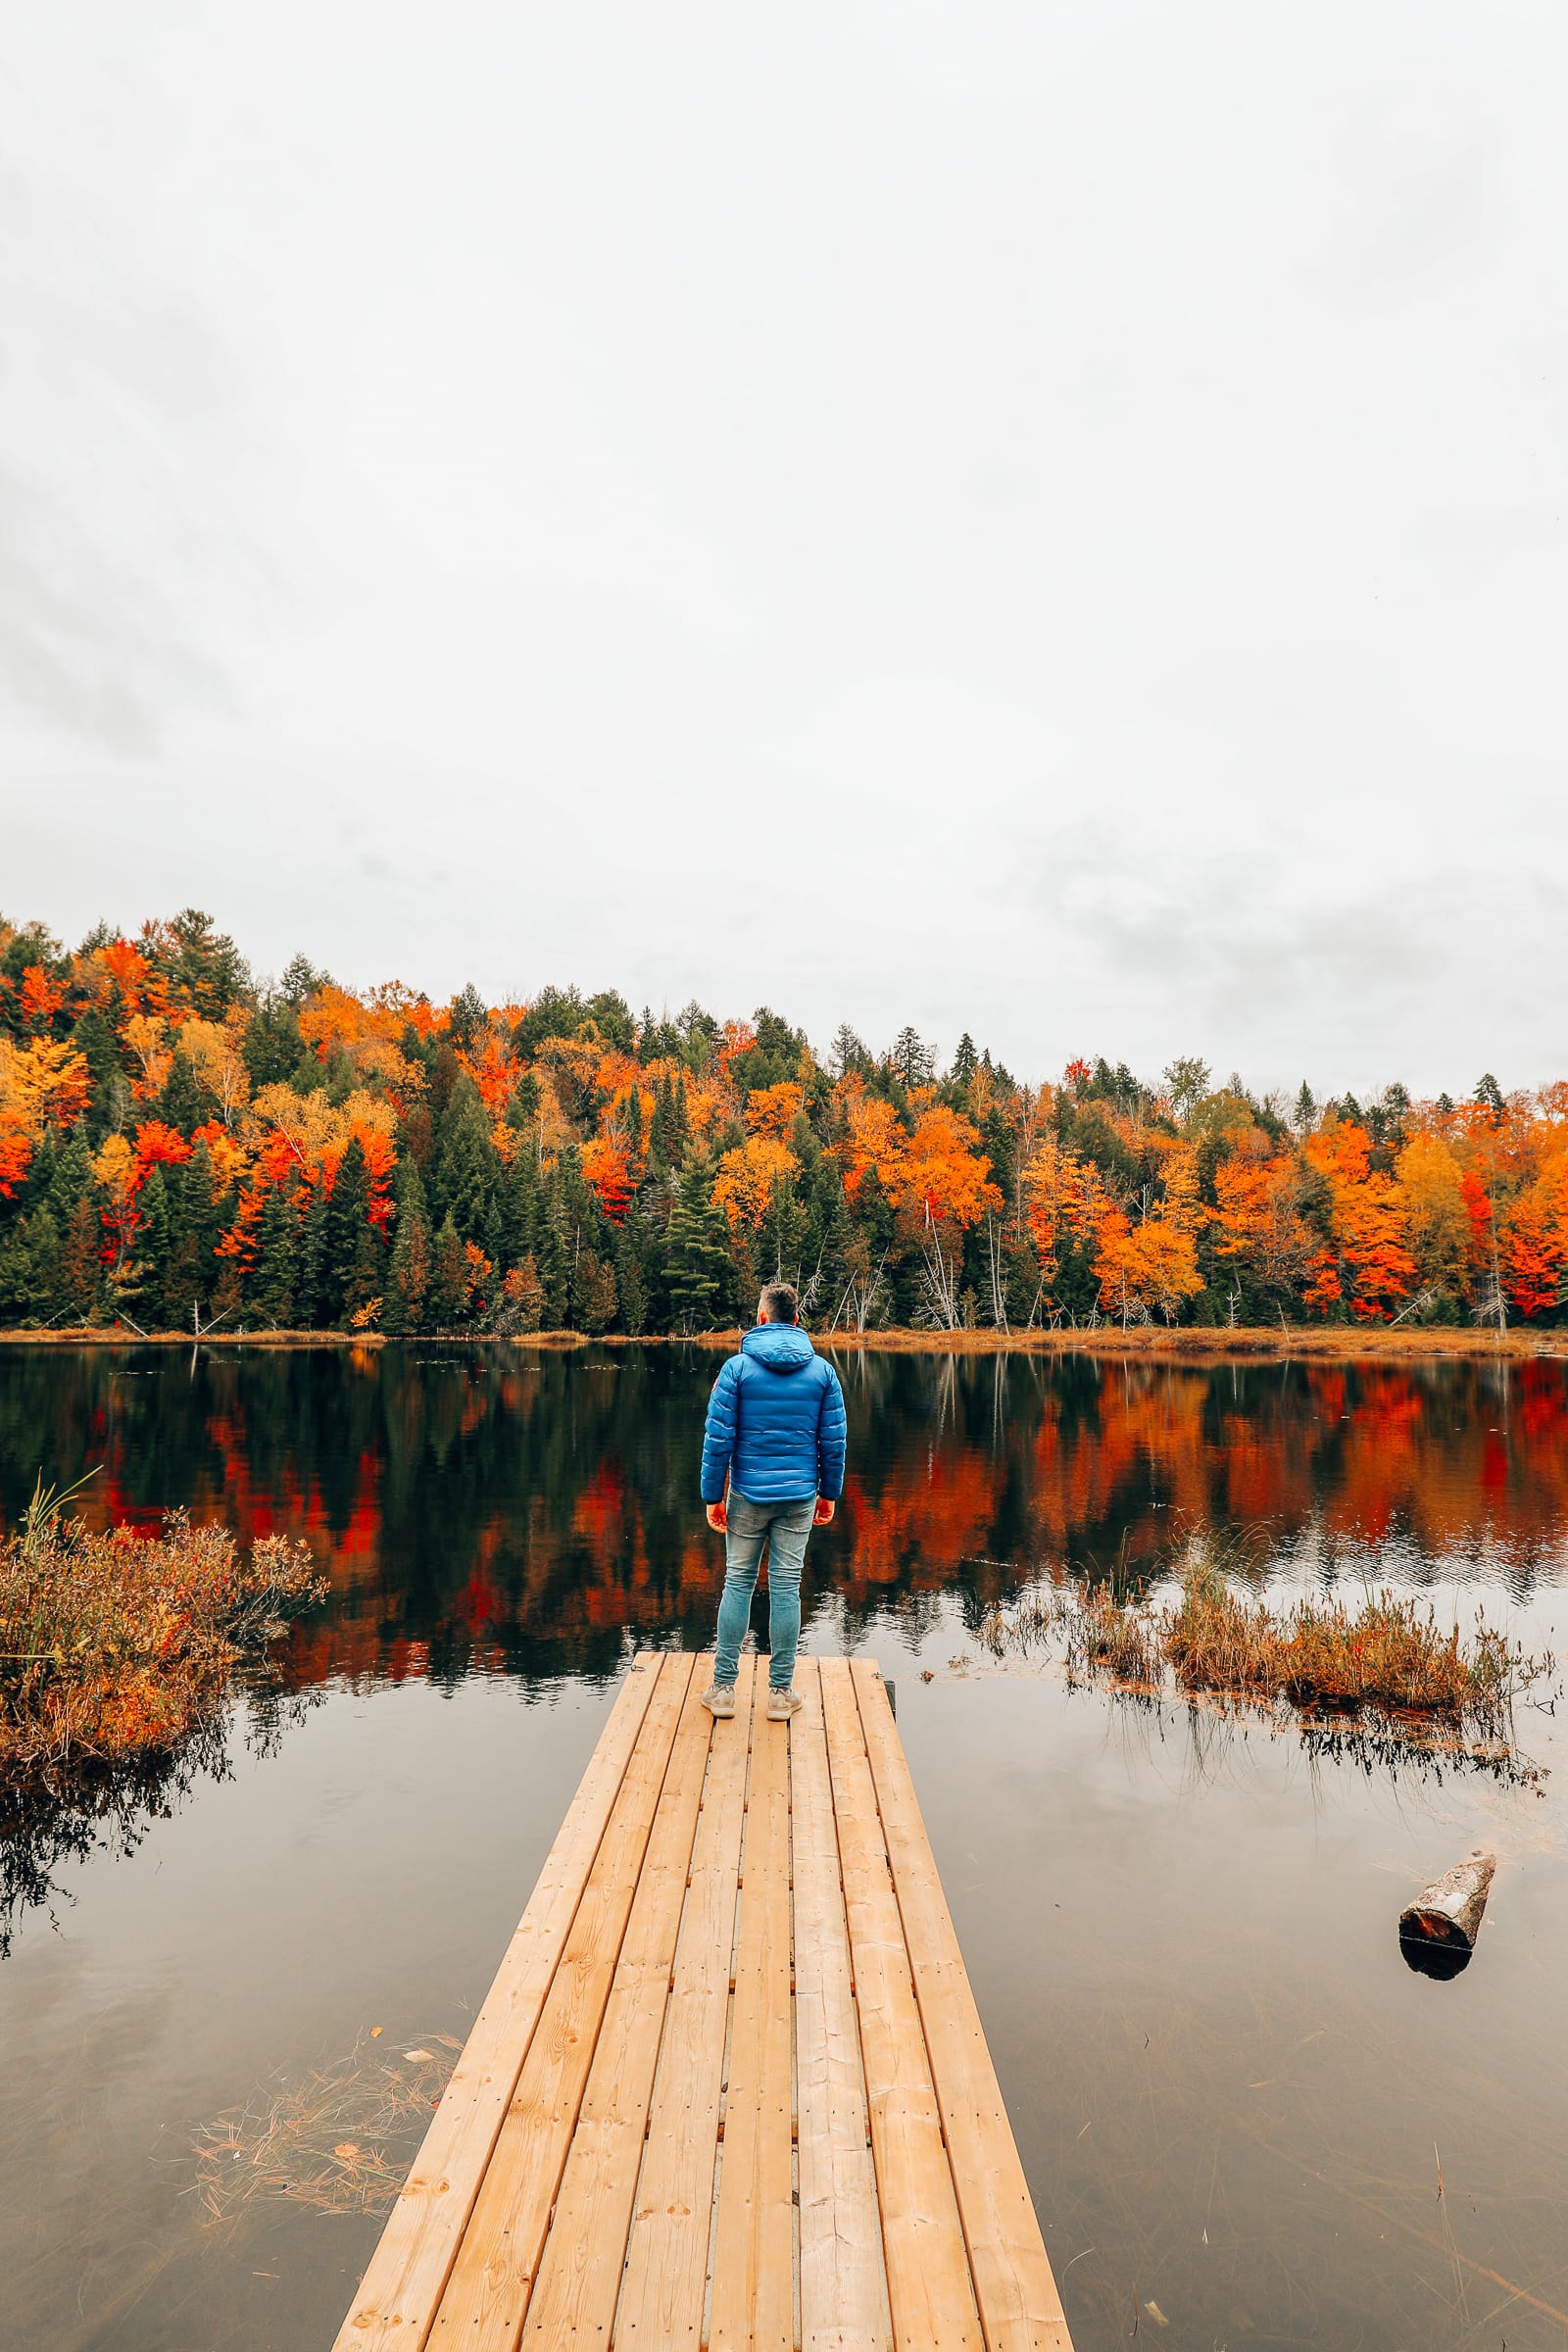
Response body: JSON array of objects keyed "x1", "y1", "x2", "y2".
[
  {"x1": 706, "y1": 1500, "x2": 727, "y2": 1534},
  {"x1": 812, "y1": 1497, "x2": 836, "y2": 1526}
]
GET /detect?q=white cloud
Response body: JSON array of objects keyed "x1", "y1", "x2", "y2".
[{"x1": 1, "y1": 4, "x2": 1563, "y2": 1097}]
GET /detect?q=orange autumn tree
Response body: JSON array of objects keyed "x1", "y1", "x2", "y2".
[
  {"x1": 712, "y1": 1136, "x2": 801, "y2": 1234},
  {"x1": 744, "y1": 1082, "x2": 805, "y2": 1141},
  {"x1": 898, "y1": 1106, "x2": 1002, "y2": 1328},
  {"x1": 1090, "y1": 1146, "x2": 1204, "y2": 1330},
  {"x1": 1020, "y1": 1135, "x2": 1106, "y2": 1304},
  {"x1": 1302, "y1": 1118, "x2": 1416, "y2": 1321}
]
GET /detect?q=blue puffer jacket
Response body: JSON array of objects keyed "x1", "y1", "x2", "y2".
[{"x1": 700, "y1": 1324, "x2": 848, "y2": 1505}]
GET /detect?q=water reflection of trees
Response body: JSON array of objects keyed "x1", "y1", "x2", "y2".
[
  {"x1": 0, "y1": 1688, "x2": 316, "y2": 1958},
  {"x1": 0, "y1": 1345, "x2": 1564, "y2": 1691}
]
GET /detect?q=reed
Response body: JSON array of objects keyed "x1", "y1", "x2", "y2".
[{"x1": 983, "y1": 1532, "x2": 1548, "y2": 1739}]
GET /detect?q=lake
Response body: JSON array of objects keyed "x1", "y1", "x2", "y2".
[{"x1": 2, "y1": 1341, "x2": 1566, "y2": 2351}]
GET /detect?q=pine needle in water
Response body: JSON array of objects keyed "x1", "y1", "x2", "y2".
[{"x1": 192, "y1": 2032, "x2": 460, "y2": 2227}]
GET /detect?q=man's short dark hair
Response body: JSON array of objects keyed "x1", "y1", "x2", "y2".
[{"x1": 760, "y1": 1281, "x2": 799, "y2": 1324}]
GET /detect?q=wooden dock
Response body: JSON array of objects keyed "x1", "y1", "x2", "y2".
[{"x1": 334, "y1": 1651, "x2": 1072, "y2": 2351}]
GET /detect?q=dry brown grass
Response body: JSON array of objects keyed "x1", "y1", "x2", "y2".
[
  {"x1": 192, "y1": 2033, "x2": 461, "y2": 2226},
  {"x1": 1162, "y1": 1552, "x2": 1528, "y2": 1731},
  {"x1": 0, "y1": 1478, "x2": 323, "y2": 1779},
  {"x1": 982, "y1": 1535, "x2": 1550, "y2": 1739},
  {"x1": 1062, "y1": 1585, "x2": 1164, "y2": 1685}
]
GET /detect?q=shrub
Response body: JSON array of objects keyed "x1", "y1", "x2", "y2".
[{"x1": 1, "y1": 1479, "x2": 323, "y2": 1779}]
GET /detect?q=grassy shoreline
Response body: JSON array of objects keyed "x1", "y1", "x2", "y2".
[{"x1": 0, "y1": 1322, "x2": 1563, "y2": 1359}]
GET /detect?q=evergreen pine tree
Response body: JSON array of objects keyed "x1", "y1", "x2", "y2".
[
  {"x1": 294, "y1": 1186, "x2": 330, "y2": 1329},
  {"x1": 251, "y1": 1187, "x2": 300, "y2": 1327},
  {"x1": 344, "y1": 1219, "x2": 384, "y2": 1326},
  {"x1": 43, "y1": 1135, "x2": 94, "y2": 1231},
  {"x1": 242, "y1": 995, "x2": 306, "y2": 1089},
  {"x1": 0, "y1": 1210, "x2": 63, "y2": 1323},
  {"x1": 155, "y1": 1049, "x2": 207, "y2": 1137},
  {"x1": 60, "y1": 1198, "x2": 101, "y2": 1323},
  {"x1": 73, "y1": 1005, "x2": 126, "y2": 1143},
  {"x1": 383, "y1": 1194, "x2": 431, "y2": 1333},
  {"x1": 615, "y1": 1217, "x2": 649, "y2": 1335},
  {"x1": 320, "y1": 1137, "x2": 370, "y2": 1327},
  {"x1": 431, "y1": 1074, "x2": 501, "y2": 1248},
  {"x1": 571, "y1": 1247, "x2": 619, "y2": 1333},
  {"x1": 950, "y1": 1033, "x2": 979, "y2": 1087},
  {"x1": 428, "y1": 1212, "x2": 468, "y2": 1327},
  {"x1": 535, "y1": 1214, "x2": 569, "y2": 1329},
  {"x1": 664, "y1": 1160, "x2": 734, "y2": 1332},
  {"x1": 648, "y1": 1073, "x2": 673, "y2": 1174},
  {"x1": 135, "y1": 1166, "x2": 174, "y2": 1327},
  {"x1": 159, "y1": 1158, "x2": 210, "y2": 1331},
  {"x1": 500, "y1": 1149, "x2": 539, "y2": 1269}
]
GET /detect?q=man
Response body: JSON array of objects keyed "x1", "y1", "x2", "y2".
[{"x1": 699, "y1": 1280, "x2": 847, "y2": 1722}]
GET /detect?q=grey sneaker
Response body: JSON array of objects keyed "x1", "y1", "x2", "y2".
[
  {"x1": 701, "y1": 1682, "x2": 737, "y2": 1719},
  {"x1": 766, "y1": 1688, "x2": 803, "y2": 1721}
]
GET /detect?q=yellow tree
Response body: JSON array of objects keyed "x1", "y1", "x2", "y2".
[
  {"x1": 179, "y1": 1010, "x2": 253, "y2": 1127},
  {"x1": 1394, "y1": 1132, "x2": 1469, "y2": 1301},
  {"x1": 712, "y1": 1136, "x2": 801, "y2": 1232}
]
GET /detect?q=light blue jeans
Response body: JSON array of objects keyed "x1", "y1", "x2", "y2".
[{"x1": 713, "y1": 1492, "x2": 816, "y2": 1690}]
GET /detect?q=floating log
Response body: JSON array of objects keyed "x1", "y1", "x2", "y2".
[{"x1": 1399, "y1": 1850, "x2": 1496, "y2": 1968}]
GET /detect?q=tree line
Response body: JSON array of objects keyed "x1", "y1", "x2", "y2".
[{"x1": 1, "y1": 908, "x2": 1565, "y2": 1336}]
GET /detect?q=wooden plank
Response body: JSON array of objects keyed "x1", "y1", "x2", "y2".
[
  {"x1": 429, "y1": 1652, "x2": 694, "y2": 2348},
  {"x1": 819, "y1": 1657, "x2": 982, "y2": 2352},
  {"x1": 518, "y1": 1657, "x2": 715, "y2": 2347},
  {"x1": 333, "y1": 1654, "x2": 664, "y2": 2352},
  {"x1": 708, "y1": 1663, "x2": 796, "y2": 2352},
  {"x1": 614, "y1": 1655, "x2": 756, "y2": 2349},
  {"x1": 793, "y1": 1657, "x2": 892, "y2": 2352},
  {"x1": 852, "y1": 1659, "x2": 1071, "y2": 2352}
]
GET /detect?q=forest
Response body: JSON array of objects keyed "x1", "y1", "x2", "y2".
[{"x1": 1, "y1": 907, "x2": 1565, "y2": 1337}]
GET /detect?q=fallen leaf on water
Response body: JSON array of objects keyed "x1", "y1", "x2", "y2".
[
  {"x1": 1145, "y1": 2303, "x2": 1169, "y2": 2328},
  {"x1": 369, "y1": 2026, "x2": 383, "y2": 2038},
  {"x1": 334, "y1": 2143, "x2": 361, "y2": 2163},
  {"x1": 403, "y1": 2049, "x2": 434, "y2": 2064}
]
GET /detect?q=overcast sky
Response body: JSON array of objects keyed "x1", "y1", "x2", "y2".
[{"x1": 3, "y1": 5, "x2": 1564, "y2": 1098}]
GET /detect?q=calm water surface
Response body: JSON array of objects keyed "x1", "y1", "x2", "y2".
[{"x1": 2, "y1": 1343, "x2": 1566, "y2": 2352}]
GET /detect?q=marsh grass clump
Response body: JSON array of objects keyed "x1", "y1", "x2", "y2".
[
  {"x1": 0, "y1": 1475, "x2": 323, "y2": 1781},
  {"x1": 980, "y1": 1530, "x2": 1550, "y2": 1744},
  {"x1": 1064, "y1": 1583, "x2": 1162, "y2": 1685},
  {"x1": 1165, "y1": 1552, "x2": 1537, "y2": 1734}
]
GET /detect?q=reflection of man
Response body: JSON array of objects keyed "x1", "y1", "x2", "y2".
[{"x1": 699, "y1": 1283, "x2": 847, "y2": 1723}]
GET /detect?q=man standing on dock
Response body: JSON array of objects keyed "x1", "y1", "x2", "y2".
[{"x1": 699, "y1": 1282, "x2": 847, "y2": 1722}]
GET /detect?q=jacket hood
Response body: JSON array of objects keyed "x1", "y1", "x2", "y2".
[{"x1": 740, "y1": 1322, "x2": 815, "y2": 1374}]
